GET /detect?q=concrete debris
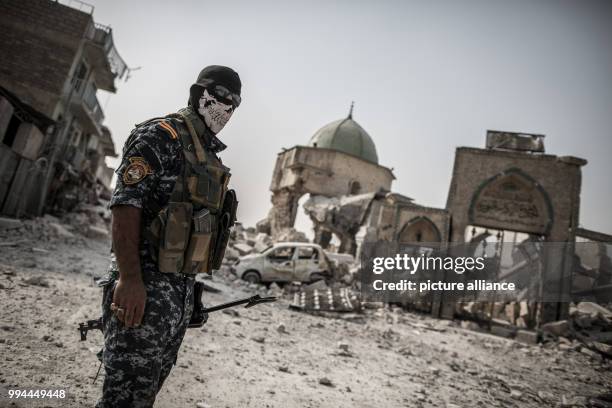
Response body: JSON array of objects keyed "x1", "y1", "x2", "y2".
[
  {"x1": 574, "y1": 302, "x2": 612, "y2": 319},
  {"x1": 516, "y1": 330, "x2": 539, "y2": 344},
  {"x1": 455, "y1": 300, "x2": 611, "y2": 360},
  {"x1": 590, "y1": 342, "x2": 612, "y2": 358},
  {"x1": 86, "y1": 225, "x2": 109, "y2": 240},
  {"x1": 268, "y1": 282, "x2": 283, "y2": 296},
  {"x1": 318, "y1": 377, "x2": 334, "y2": 387},
  {"x1": 0, "y1": 217, "x2": 23, "y2": 230},
  {"x1": 274, "y1": 227, "x2": 308, "y2": 243},
  {"x1": 223, "y1": 246, "x2": 240, "y2": 261},
  {"x1": 587, "y1": 393, "x2": 612, "y2": 408},
  {"x1": 0, "y1": 240, "x2": 26, "y2": 247},
  {"x1": 22, "y1": 276, "x2": 50, "y2": 287},
  {"x1": 490, "y1": 325, "x2": 516, "y2": 339},
  {"x1": 303, "y1": 193, "x2": 377, "y2": 254},
  {"x1": 48, "y1": 222, "x2": 75, "y2": 238},
  {"x1": 255, "y1": 217, "x2": 271, "y2": 235},
  {"x1": 303, "y1": 279, "x2": 328, "y2": 291},
  {"x1": 222, "y1": 309, "x2": 240, "y2": 317},
  {"x1": 541, "y1": 320, "x2": 571, "y2": 338},
  {"x1": 0, "y1": 205, "x2": 110, "y2": 248},
  {"x1": 460, "y1": 321, "x2": 481, "y2": 331},
  {"x1": 253, "y1": 233, "x2": 272, "y2": 252},
  {"x1": 233, "y1": 243, "x2": 254, "y2": 256},
  {"x1": 337, "y1": 342, "x2": 350, "y2": 352}
]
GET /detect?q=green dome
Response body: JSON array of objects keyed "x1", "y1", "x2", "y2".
[{"x1": 308, "y1": 114, "x2": 378, "y2": 164}]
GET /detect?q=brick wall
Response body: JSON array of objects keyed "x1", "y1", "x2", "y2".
[{"x1": 0, "y1": 0, "x2": 92, "y2": 117}]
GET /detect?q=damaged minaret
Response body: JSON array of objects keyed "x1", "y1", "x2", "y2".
[{"x1": 259, "y1": 103, "x2": 395, "y2": 251}]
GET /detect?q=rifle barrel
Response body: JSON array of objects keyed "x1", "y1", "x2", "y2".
[{"x1": 202, "y1": 297, "x2": 251, "y2": 313}]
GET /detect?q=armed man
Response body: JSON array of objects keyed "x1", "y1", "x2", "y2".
[{"x1": 96, "y1": 65, "x2": 241, "y2": 408}]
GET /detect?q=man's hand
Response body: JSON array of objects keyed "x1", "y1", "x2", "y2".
[
  {"x1": 112, "y1": 276, "x2": 147, "y2": 327},
  {"x1": 111, "y1": 205, "x2": 146, "y2": 328}
]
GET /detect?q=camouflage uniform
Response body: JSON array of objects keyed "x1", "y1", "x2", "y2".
[{"x1": 96, "y1": 109, "x2": 227, "y2": 408}]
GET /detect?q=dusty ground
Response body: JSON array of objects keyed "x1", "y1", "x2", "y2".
[{"x1": 0, "y1": 220, "x2": 610, "y2": 408}]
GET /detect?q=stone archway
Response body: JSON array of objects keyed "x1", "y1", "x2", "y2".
[{"x1": 398, "y1": 216, "x2": 442, "y2": 244}]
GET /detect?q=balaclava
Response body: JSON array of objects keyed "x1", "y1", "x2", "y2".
[{"x1": 189, "y1": 65, "x2": 241, "y2": 134}]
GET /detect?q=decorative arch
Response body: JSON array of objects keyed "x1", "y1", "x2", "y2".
[
  {"x1": 468, "y1": 168, "x2": 553, "y2": 236},
  {"x1": 398, "y1": 216, "x2": 442, "y2": 244}
]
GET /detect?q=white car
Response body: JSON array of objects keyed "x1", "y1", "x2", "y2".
[{"x1": 231, "y1": 242, "x2": 332, "y2": 284}]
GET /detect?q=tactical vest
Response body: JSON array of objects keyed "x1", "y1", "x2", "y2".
[{"x1": 144, "y1": 108, "x2": 236, "y2": 274}]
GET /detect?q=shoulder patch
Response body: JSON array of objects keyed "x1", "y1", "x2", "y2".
[
  {"x1": 158, "y1": 121, "x2": 178, "y2": 140},
  {"x1": 122, "y1": 157, "x2": 153, "y2": 185}
]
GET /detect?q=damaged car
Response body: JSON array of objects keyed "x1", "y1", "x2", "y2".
[{"x1": 231, "y1": 242, "x2": 332, "y2": 284}]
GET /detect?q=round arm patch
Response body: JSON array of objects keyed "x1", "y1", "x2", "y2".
[{"x1": 122, "y1": 157, "x2": 153, "y2": 185}]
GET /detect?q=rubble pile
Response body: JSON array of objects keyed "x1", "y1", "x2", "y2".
[
  {"x1": 0, "y1": 203, "x2": 111, "y2": 246},
  {"x1": 455, "y1": 299, "x2": 612, "y2": 358},
  {"x1": 540, "y1": 302, "x2": 612, "y2": 359},
  {"x1": 223, "y1": 223, "x2": 270, "y2": 260},
  {"x1": 457, "y1": 301, "x2": 537, "y2": 328},
  {"x1": 302, "y1": 193, "x2": 378, "y2": 254},
  {"x1": 200, "y1": 220, "x2": 612, "y2": 363}
]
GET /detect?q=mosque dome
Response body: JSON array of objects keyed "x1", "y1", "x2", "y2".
[{"x1": 308, "y1": 104, "x2": 378, "y2": 164}]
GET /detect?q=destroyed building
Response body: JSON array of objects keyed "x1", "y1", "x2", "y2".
[
  {"x1": 0, "y1": 0, "x2": 126, "y2": 217},
  {"x1": 260, "y1": 107, "x2": 611, "y2": 324},
  {"x1": 261, "y1": 104, "x2": 395, "y2": 251}
]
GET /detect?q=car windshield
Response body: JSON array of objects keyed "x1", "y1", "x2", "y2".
[{"x1": 260, "y1": 245, "x2": 274, "y2": 254}]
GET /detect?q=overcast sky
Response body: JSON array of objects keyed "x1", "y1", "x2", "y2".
[{"x1": 88, "y1": 0, "x2": 612, "y2": 235}]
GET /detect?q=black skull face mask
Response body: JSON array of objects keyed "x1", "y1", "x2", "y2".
[{"x1": 197, "y1": 88, "x2": 234, "y2": 134}]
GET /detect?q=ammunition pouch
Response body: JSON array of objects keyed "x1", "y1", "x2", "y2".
[
  {"x1": 184, "y1": 208, "x2": 215, "y2": 274},
  {"x1": 148, "y1": 202, "x2": 193, "y2": 273},
  {"x1": 186, "y1": 162, "x2": 230, "y2": 211},
  {"x1": 149, "y1": 204, "x2": 219, "y2": 274}
]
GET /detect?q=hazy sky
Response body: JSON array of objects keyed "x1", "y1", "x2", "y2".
[{"x1": 87, "y1": 0, "x2": 612, "y2": 234}]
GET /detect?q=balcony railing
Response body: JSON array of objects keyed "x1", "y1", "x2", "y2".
[{"x1": 86, "y1": 23, "x2": 128, "y2": 81}]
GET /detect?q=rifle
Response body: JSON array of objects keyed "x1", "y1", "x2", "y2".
[
  {"x1": 78, "y1": 319, "x2": 103, "y2": 341},
  {"x1": 77, "y1": 291, "x2": 277, "y2": 341}
]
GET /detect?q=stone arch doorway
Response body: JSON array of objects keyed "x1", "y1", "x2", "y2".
[
  {"x1": 395, "y1": 216, "x2": 442, "y2": 314},
  {"x1": 398, "y1": 216, "x2": 442, "y2": 245}
]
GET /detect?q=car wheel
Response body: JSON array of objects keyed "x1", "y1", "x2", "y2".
[{"x1": 242, "y1": 270, "x2": 261, "y2": 284}]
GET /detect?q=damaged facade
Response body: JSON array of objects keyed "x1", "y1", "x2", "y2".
[
  {"x1": 0, "y1": 0, "x2": 125, "y2": 217},
  {"x1": 259, "y1": 107, "x2": 610, "y2": 324}
]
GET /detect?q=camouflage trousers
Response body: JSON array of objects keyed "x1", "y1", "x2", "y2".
[{"x1": 96, "y1": 272, "x2": 195, "y2": 408}]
